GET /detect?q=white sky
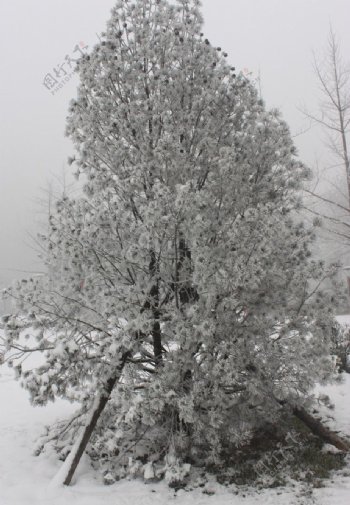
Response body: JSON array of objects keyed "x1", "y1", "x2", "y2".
[{"x1": 0, "y1": 0, "x2": 349, "y2": 287}]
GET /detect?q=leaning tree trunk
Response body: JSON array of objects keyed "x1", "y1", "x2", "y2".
[
  {"x1": 292, "y1": 405, "x2": 350, "y2": 452},
  {"x1": 51, "y1": 352, "x2": 130, "y2": 487},
  {"x1": 277, "y1": 397, "x2": 350, "y2": 451}
]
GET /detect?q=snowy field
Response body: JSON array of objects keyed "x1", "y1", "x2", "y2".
[{"x1": 1, "y1": 328, "x2": 350, "y2": 505}]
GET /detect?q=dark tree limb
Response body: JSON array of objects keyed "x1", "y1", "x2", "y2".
[
  {"x1": 292, "y1": 405, "x2": 350, "y2": 452},
  {"x1": 61, "y1": 351, "x2": 130, "y2": 486}
]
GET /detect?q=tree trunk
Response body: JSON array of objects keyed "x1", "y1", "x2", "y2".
[
  {"x1": 292, "y1": 405, "x2": 350, "y2": 452},
  {"x1": 149, "y1": 250, "x2": 163, "y2": 366},
  {"x1": 53, "y1": 352, "x2": 129, "y2": 486}
]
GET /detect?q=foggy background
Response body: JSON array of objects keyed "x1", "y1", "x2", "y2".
[{"x1": 0, "y1": 0, "x2": 349, "y2": 291}]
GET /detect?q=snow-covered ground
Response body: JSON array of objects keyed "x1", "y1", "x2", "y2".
[
  {"x1": 335, "y1": 315, "x2": 350, "y2": 327},
  {"x1": 1, "y1": 329, "x2": 350, "y2": 504}
]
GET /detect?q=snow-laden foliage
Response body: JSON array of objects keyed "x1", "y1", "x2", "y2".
[{"x1": 1, "y1": 0, "x2": 341, "y2": 482}]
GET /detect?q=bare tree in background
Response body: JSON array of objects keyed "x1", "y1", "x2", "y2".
[{"x1": 304, "y1": 27, "x2": 350, "y2": 242}]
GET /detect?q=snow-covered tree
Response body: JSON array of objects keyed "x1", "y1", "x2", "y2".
[{"x1": 2, "y1": 0, "x2": 341, "y2": 485}]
